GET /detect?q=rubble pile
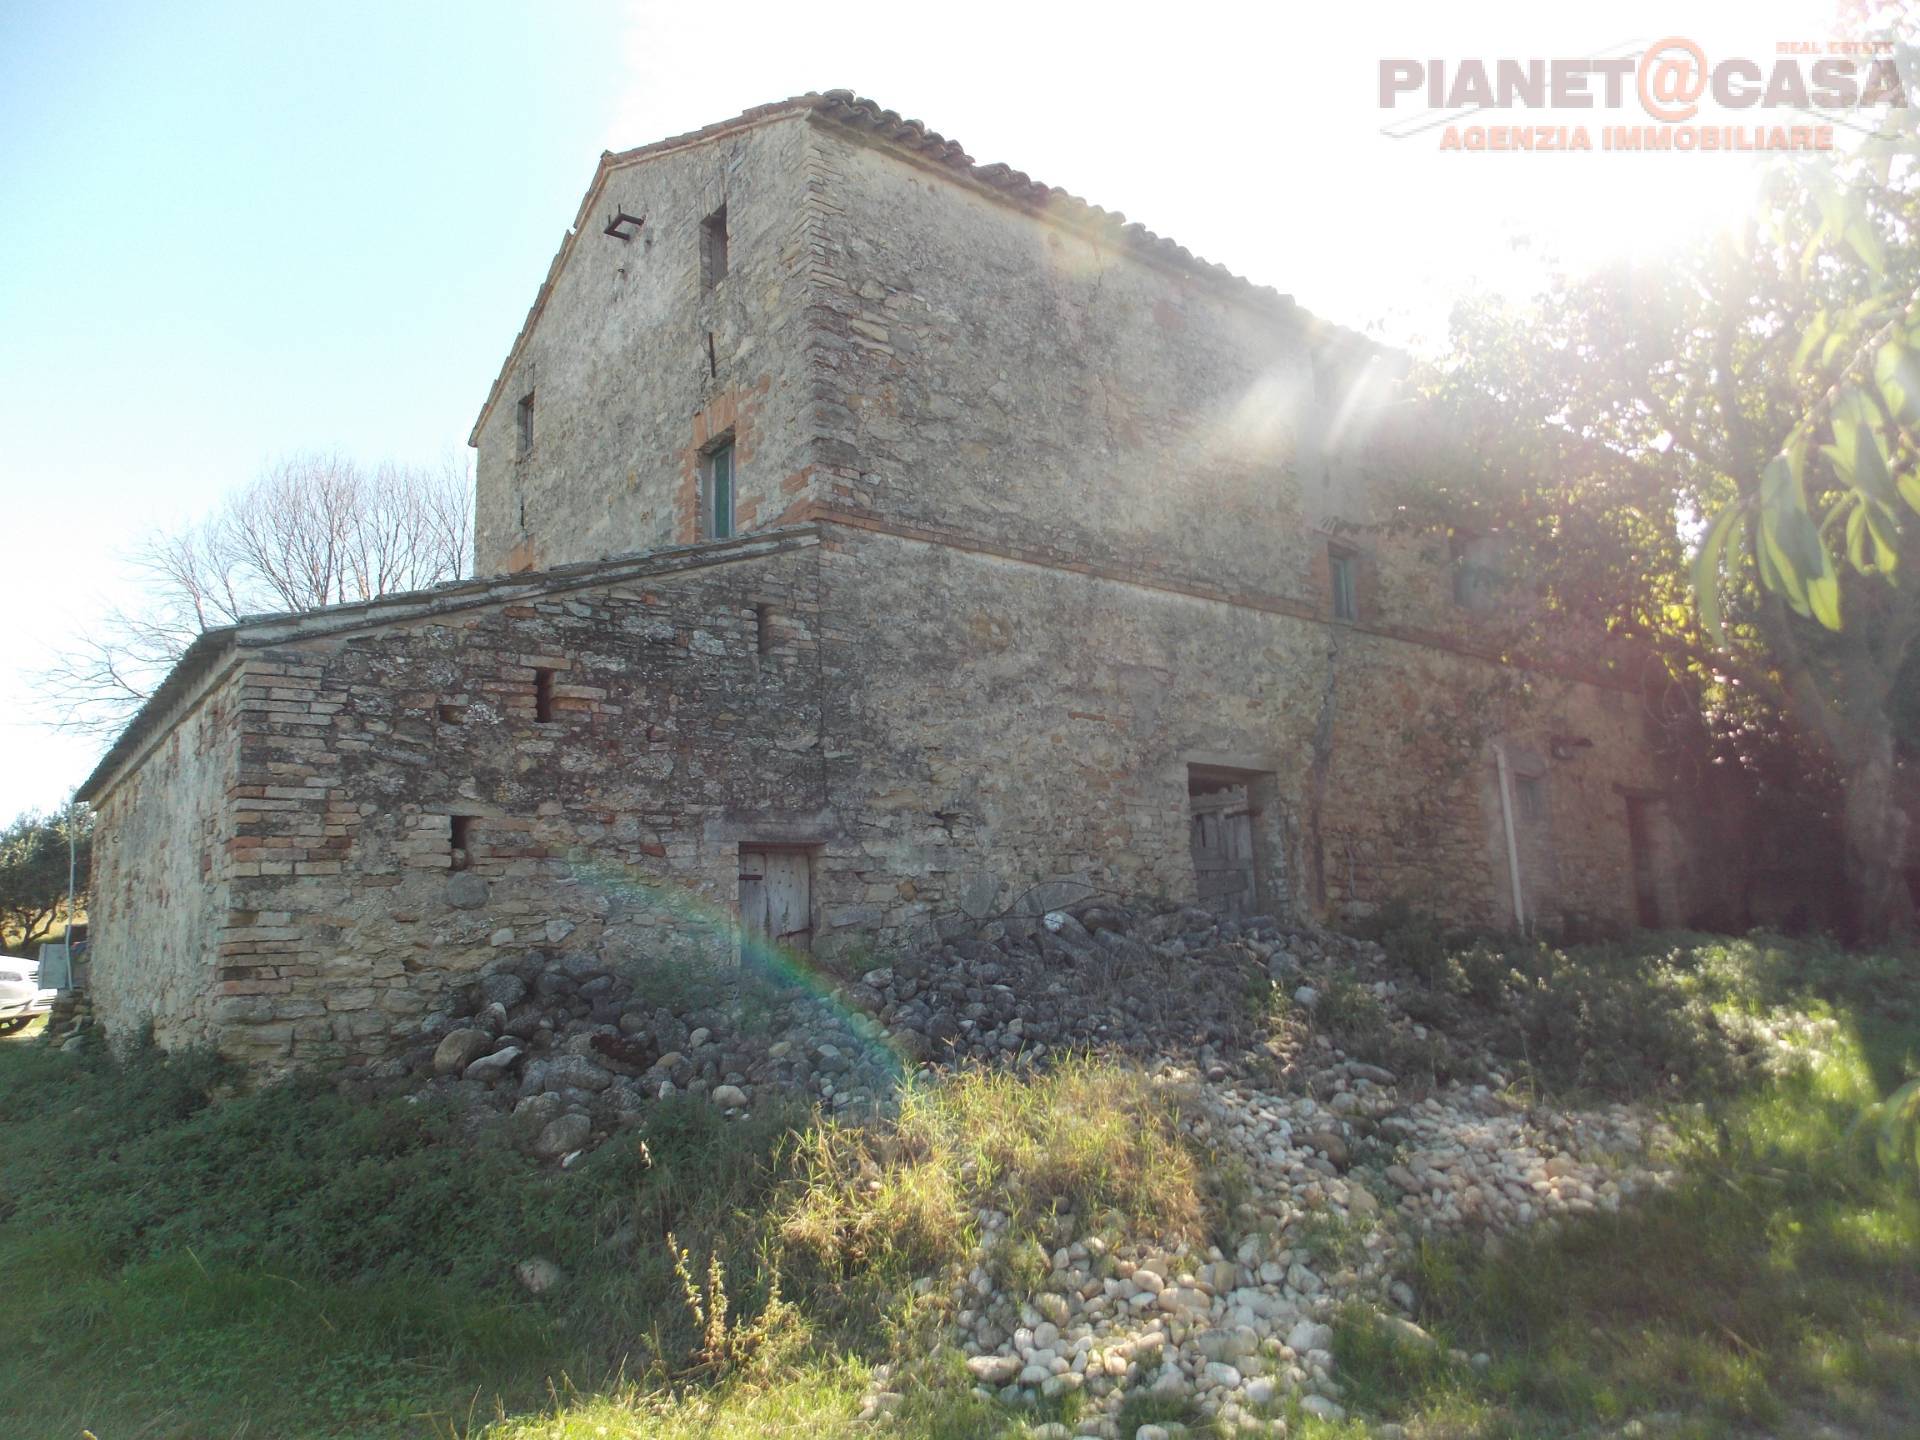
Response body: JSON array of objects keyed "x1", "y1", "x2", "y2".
[{"x1": 340, "y1": 898, "x2": 1682, "y2": 1437}]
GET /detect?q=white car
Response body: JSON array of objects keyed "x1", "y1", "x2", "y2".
[{"x1": 0, "y1": 958, "x2": 56, "y2": 1035}]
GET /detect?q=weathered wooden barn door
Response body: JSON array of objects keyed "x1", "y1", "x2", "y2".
[
  {"x1": 1189, "y1": 782, "x2": 1256, "y2": 918},
  {"x1": 739, "y1": 848, "x2": 813, "y2": 954}
]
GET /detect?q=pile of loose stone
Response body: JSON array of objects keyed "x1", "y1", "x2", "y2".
[
  {"x1": 910, "y1": 1051, "x2": 1672, "y2": 1437},
  {"x1": 856, "y1": 902, "x2": 1279, "y2": 1068},
  {"x1": 341, "y1": 899, "x2": 1681, "y2": 1436},
  {"x1": 347, "y1": 952, "x2": 912, "y2": 1158},
  {"x1": 345, "y1": 900, "x2": 1318, "y2": 1162}
]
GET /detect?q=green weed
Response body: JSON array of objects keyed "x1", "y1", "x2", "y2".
[{"x1": 2, "y1": 932, "x2": 1916, "y2": 1438}]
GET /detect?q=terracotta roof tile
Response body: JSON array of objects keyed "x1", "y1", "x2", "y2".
[
  {"x1": 806, "y1": 91, "x2": 1295, "y2": 310},
  {"x1": 470, "y1": 90, "x2": 1319, "y2": 444}
]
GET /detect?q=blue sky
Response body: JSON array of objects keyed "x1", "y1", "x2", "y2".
[
  {"x1": 1, "y1": 0, "x2": 634, "y2": 814},
  {"x1": 0, "y1": 0, "x2": 1832, "y2": 817}
]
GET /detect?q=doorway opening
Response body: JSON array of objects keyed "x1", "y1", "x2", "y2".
[
  {"x1": 1623, "y1": 794, "x2": 1667, "y2": 928},
  {"x1": 739, "y1": 846, "x2": 814, "y2": 957},
  {"x1": 1187, "y1": 765, "x2": 1279, "y2": 919}
]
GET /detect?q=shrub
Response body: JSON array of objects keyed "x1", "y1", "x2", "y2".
[{"x1": 1345, "y1": 912, "x2": 1896, "y2": 1100}]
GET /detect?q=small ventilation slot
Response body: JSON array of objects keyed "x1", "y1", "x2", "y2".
[{"x1": 450, "y1": 815, "x2": 476, "y2": 871}]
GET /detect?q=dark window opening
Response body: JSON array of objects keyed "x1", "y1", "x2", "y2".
[
  {"x1": 516, "y1": 391, "x2": 535, "y2": 457},
  {"x1": 437, "y1": 704, "x2": 464, "y2": 725},
  {"x1": 1329, "y1": 545, "x2": 1358, "y2": 622},
  {"x1": 705, "y1": 438, "x2": 735, "y2": 540},
  {"x1": 534, "y1": 668, "x2": 556, "y2": 723},
  {"x1": 450, "y1": 815, "x2": 477, "y2": 871},
  {"x1": 701, "y1": 204, "x2": 729, "y2": 288},
  {"x1": 1451, "y1": 529, "x2": 1506, "y2": 611},
  {"x1": 1515, "y1": 773, "x2": 1546, "y2": 822},
  {"x1": 754, "y1": 603, "x2": 773, "y2": 655}
]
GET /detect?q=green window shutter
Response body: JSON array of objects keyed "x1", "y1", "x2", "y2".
[
  {"x1": 1330, "y1": 548, "x2": 1357, "y2": 621},
  {"x1": 709, "y1": 442, "x2": 734, "y2": 539}
]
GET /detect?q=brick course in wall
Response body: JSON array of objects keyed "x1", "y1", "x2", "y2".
[{"x1": 82, "y1": 94, "x2": 1702, "y2": 1069}]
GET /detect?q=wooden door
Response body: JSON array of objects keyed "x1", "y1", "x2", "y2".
[
  {"x1": 1190, "y1": 785, "x2": 1255, "y2": 918},
  {"x1": 739, "y1": 849, "x2": 813, "y2": 953}
]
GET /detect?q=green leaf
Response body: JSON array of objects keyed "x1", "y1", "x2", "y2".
[
  {"x1": 1846, "y1": 500, "x2": 1867, "y2": 572},
  {"x1": 1795, "y1": 311, "x2": 1830, "y2": 373},
  {"x1": 1876, "y1": 342, "x2": 1920, "y2": 429},
  {"x1": 1760, "y1": 510, "x2": 1810, "y2": 614},
  {"x1": 1772, "y1": 500, "x2": 1844, "y2": 630},
  {"x1": 1822, "y1": 442, "x2": 1849, "y2": 485},
  {"x1": 1756, "y1": 454, "x2": 1810, "y2": 609},
  {"x1": 1845, "y1": 215, "x2": 1888, "y2": 275},
  {"x1": 1865, "y1": 501, "x2": 1901, "y2": 573},
  {"x1": 1755, "y1": 445, "x2": 1841, "y2": 628},
  {"x1": 1790, "y1": 505, "x2": 1831, "y2": 579},
  {"x1": 1756, "y1": 524, "x2": 1794, "y2": 606},
  {"x1": 1760, "y1": 450, "x2": 1797, "y2": 508},
  {"x1": 1691, "y1": 502, "x2": 1742, "y2": 643},
  {"x1": 1848, "y1": 293, "x2": 1894, "y2": 328},
  {"x1": 1778, "y1": 503, "x2": 1826, "y2": 579},
  {"x1": 1831, "y1": 389, "x2": 1873, "y2": 460},
  {"x1": 1807, "y1": 567, "x2": 1842, "y2": 630},
  {"x1": 1819, "y1": 492, "x2": 1850, "y2": 539},
  {"x1": 1852, "y1": 418, "x2": 1898, "y2": 507}
]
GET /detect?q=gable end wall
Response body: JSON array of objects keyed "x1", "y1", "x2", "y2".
[{"x1": 88, "y1": 666, "x2": 245, "y2": 1051}]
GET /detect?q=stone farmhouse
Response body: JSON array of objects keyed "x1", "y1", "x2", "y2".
[{"x1": 79, "y1": 92, "x2": 1698, "y2": 1069}]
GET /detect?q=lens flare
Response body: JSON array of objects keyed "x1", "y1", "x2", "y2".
[{"x1": 555, "y1": 849, "x2": 911, "y2": 1092}]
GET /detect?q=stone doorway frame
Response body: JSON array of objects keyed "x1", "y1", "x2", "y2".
[{"x1": 1181, "y1": 754, "x2": 1287, "y2": 919}]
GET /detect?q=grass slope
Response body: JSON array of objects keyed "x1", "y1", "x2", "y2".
[{"x1": 0, "y1": 930, "x2": 1915, "y2": 1440}]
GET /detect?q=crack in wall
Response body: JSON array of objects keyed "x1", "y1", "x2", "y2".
[{"x1": 1304, "y1": 626, "x2": 1343, "y2": 911}]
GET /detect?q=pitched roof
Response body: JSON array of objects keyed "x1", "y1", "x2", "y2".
[
  {"x1": 74, "y1": 526, "x2": 823, "y2": 804},
  {"x1": 802, "y1": 91, "x2": 1300, "y2": 305},
  {"x1": 469, "y1": 90, "x2": 1315, "y2": 445}
]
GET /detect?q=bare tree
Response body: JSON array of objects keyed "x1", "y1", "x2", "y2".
[{"x1": 46, "y1": 451, "x2": 474, "y2": 737}]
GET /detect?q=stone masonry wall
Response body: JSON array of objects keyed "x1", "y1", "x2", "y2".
[
  {"x1": 802, "y1": 129, "x2": 1355, "y2": 605},
  {"x1": 813, "y1": 529, "x2": 1670, "y2": 946},
  {"x1": 796, "y1": 128, "x2": 1582, "y2": 686},
  {"x1": 89, "y1": 666, "x2": 242, "y2": 1050},
  {"x1": 774, "y1": 130, "x2": 1677, "y2": 938},
  {"x1": 87, "y1": 111, "x2": 1699, "y2": 1071},
  {"x1": 473, "y1": 113, "x2": 827, "y2": 575},
  {"x1": 90, "y1": 520, "x2": 1676, "y2": 1069},
  {"x1": 208, "y1": 538, "x2": 843, "y2": 1068}
]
